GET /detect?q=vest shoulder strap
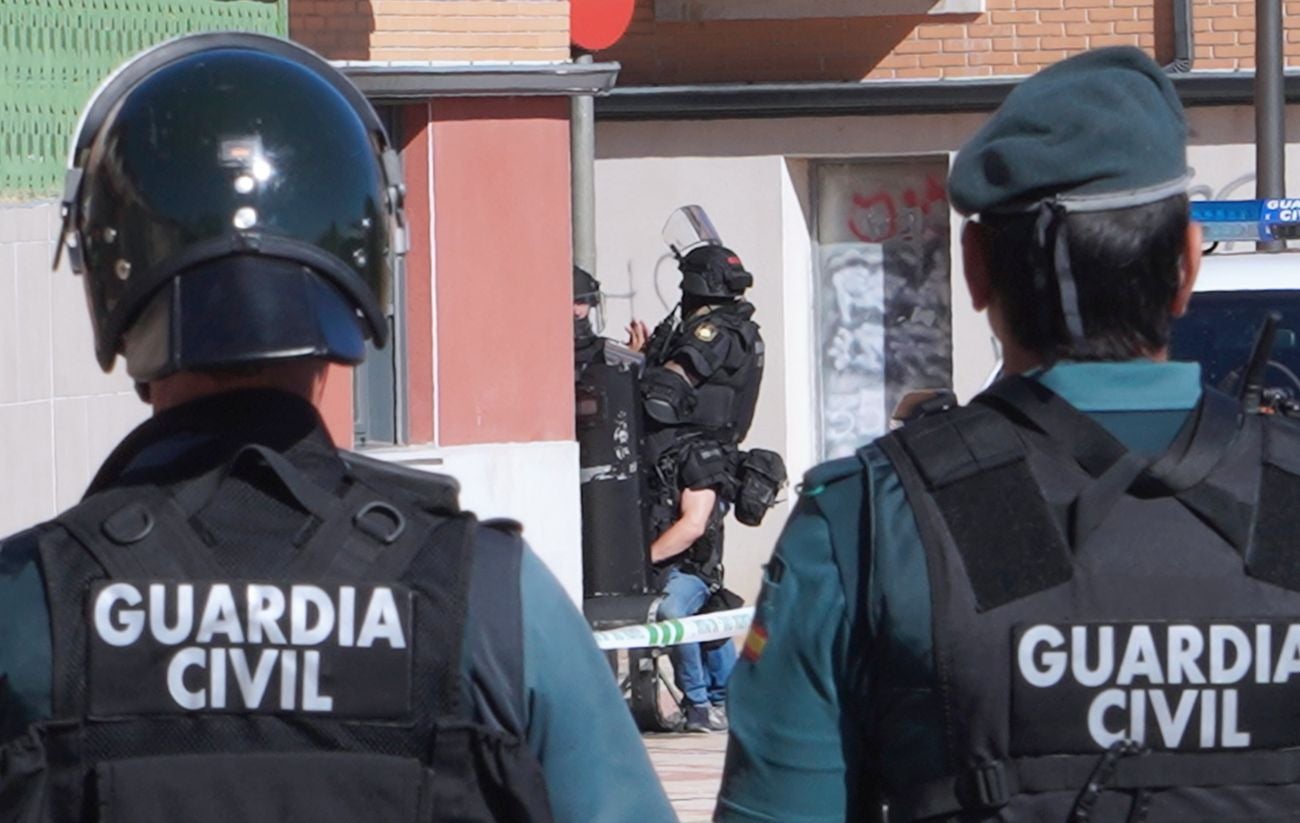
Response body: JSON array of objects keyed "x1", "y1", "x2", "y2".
[
  {"x1": 879, "y1": 402, "x2": 1073, "y2": 612},
  {"x1": 1247, "y1": 414, "x2": 1300, "y2": 592},
  {"x1": 340, "y1": 451, "x2": 461, "y2": 516}
]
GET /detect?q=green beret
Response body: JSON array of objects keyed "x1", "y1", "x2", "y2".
[{"x1": 949, "y1": 47, "x2": 1189, "y2": 217}]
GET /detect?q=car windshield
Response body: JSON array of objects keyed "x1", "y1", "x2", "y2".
[{"x1": 1171, "y1": 290, "x2": 1300, "y2": 397}]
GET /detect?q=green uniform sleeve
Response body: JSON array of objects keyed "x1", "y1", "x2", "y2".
[
  {"x1": 519, "y1": 549, "x2": 677, "y2": 823},
  {"x1": 716, "y1": 495, "x2": 858, "y2": 822},
  {"x1": 0, "y1": 528, "x2": 51, "y2": 744}
]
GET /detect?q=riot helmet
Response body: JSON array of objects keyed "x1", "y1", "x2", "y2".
[
  {"x1": 573, "y1": 265, "x2": 602, "y2": 307},
  {"x1": 57, "y1": 32, "x2": 406, "y2": 382},
  {"x1": 662, "y1": 205, "x2": 752, "y2": 301}
]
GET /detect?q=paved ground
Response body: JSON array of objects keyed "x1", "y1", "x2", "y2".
[{"x1": 645, "y1": 731, "x2": 727, "y2": 822}]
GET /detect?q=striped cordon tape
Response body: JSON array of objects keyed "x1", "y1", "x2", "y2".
[{"x1": 592, "y1": 607, "x2": 755, "y2": 651}]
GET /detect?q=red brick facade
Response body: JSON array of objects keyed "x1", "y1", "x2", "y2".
[
  {"x1": 598, "y1": 0, "x2": 1300, "y2": 84},
  {"x1": 291, "y1": 0, "x2": 571, "y2": 62}
]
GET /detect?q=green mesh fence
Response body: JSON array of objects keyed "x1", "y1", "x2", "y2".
[{"x1": 0, "y1": 0, "x2": 287, "y2": 200}]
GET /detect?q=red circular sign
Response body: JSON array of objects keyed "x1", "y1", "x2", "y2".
[{"x1": 570, "y1": 0, "x2": 634, "y2": 51}]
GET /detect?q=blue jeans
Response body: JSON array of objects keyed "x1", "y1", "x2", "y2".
[{"x1": 658, "y1": 567, "x2": 737, "y2": 707}]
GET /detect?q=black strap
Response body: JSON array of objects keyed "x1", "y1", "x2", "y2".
[
  {"x1": 399, "y1": 513, "x2": 477, "y2": 719},
  {"x1": 1143, "y1": 388, "x2": 1243, "y2": 494},
  {"x1": 980, "y1": 378, "x2": 1249, "y2": 549},
  {"x1": 895, "y1": 749, "x2": 1300, "y2": 820},
  {"x1": 977, "y1": 376, "x2": 1127, "y2": 478},
  {"x1": 981, "y1": 378, "x2": 1244, "y2": 496}
]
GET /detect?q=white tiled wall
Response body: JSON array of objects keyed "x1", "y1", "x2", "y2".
[{"x1": 0, "y1": 200, "x2": 148, "y2": 537}]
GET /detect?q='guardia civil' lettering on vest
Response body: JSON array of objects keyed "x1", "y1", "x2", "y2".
[
  {"x1": 1015, "y1": 621, "x2": 1300, "y2": 751},
  {"x1": 87, "y1": 581, "x2": 414, "y2": 718}
]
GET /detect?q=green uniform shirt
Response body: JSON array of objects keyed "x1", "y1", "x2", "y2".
[{"x1": 716, "y1": 361, "x2": 1202, "y2": 822}]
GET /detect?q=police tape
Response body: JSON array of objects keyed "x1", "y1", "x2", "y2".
[{"x1": 593, "y1": 607, "x2": 755, "y2": 651}]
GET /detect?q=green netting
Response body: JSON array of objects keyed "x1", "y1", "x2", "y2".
[{"x1": 0, "y1": 0, "x2": 287, "y2": 200}]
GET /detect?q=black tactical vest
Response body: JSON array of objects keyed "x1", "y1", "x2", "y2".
[
  {"x1": 875, "y1": 376, "x2": 1300, "y2": 822},
  {"x1": 0, "y1": 447, "x2": 553, "y2": 823},
  {"x1": 644, "y1": 301, "x2": 764, "y2": 445}
]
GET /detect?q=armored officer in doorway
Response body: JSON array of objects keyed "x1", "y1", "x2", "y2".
[
  {"x1": 0, "y1": 33, "x2": 674, "y2": 823},
  {"x1": 638, "y1": 207, "x2": 779, "y2": 734},
  {"x1": 573, "y1": 265, "x2": 606, "y2": 377},
  {"x1": 719, "y1": 46, "x2": 1300, "y2": 822}
]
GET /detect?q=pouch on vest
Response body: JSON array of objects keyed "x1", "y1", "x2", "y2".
[
  {"x1": 698, "y1": 587, "x2": 745, "y2": 651},
  {"x1": 733, "y1": 448, "x2": 787, "y2": 527}
]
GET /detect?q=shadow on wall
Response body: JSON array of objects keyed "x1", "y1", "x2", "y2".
[
  {"x1": 1152, "y1": 0, "x2": 1180, "y2": 68},
  {"x1": 291, "y1": 2, "x2": 376, "y2": 62},
  {"x1": 601, "y1": 11, "x2": 980, "y2": 84}
]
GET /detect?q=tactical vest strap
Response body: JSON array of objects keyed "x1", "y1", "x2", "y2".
[
  {"x1": 894, "y1": 749, "x2": 1300, "y2": 820},
  {"x1": 396, "y1": 513, "x2": 477, "y2": 719},
  {"x1": 883, "y1": 404, "x2": 1072, "y2": 612},
  {"x1": 55, "y1": 486, "x2": 225, "y2": 579},
  {"x1": 1246, "y1": 417, "x2": 1300, "y2": 592}
]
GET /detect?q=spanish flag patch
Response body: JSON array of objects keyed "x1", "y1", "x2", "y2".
[{"x1": 741, "y1": 623, "x2": 768, "y2": 663}]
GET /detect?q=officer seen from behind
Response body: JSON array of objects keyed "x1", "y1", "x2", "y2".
[
  {"x1": 719, "y1": 47, "x2": 1300, "y2": 822},
  {"x1": 638, "y1": 208, "x2": 777, "y2": 734},
  {"x1": 0, "y1": 33, "x2": 673, "y2": 823}
]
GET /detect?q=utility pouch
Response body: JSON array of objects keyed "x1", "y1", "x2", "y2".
[
  {"x1": 699, "y1": 587, "x2": 745, "y2": 651},
  {"x1": 0, "y1": 726, "x2": 50, "y2": 823},
  {"x1": 734, "y1": 448, "x2": 787, "y2": 526},
  {"x1": 93, "y1": 752, "x2": 433, "y2": 823}
]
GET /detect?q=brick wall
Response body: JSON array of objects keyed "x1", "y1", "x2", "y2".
[
  {"x1": 291, "y1": 0, "x2": 570, "y2": 62},
  {"x1": 599, "y1": 0, "x2": 1300, "y2": 84}
]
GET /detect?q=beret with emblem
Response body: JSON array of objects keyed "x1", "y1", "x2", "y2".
[{"x1": 948, "y1": 46, "x2": 1190, "y2": 217}]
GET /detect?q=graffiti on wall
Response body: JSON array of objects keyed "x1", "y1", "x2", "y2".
[{"x1": 816, "y1": 161, "x2": 953, "y2": 460}]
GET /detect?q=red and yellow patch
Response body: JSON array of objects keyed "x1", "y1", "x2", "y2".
[{"x1": 741, "y1": 623, "x2": 769, "y2": 663}]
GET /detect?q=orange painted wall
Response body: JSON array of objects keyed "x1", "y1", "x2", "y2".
[
  {"x1": 401, "y1": 104, "x2": 436, "y2": 445},
  {"x1": 431, "y1": 97, "x2": 573, "y2": 446},
  {"x1": 320, "y1": 363, "x2": 355, "y2": 447}
]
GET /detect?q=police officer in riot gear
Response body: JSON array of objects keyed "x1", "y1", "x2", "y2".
[
  {"x1": 640, "y1": 207, "x2": 771, "y2": 734},
  {"x1": 573, "y1": 265, "x2": 605, "y2": 376},
  {"x1": 0, "y1": 33, "x2": 673, "y2": 823},
  {"x1": 719, "y1": 47, "x2": 1300, "y2": 822}
]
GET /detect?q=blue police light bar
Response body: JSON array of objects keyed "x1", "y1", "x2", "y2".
[{"x1": 1192, "y1": 199, "x2": 1300, "y2": 242}]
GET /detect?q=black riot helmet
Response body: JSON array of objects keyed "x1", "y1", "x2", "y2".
[
  {"x1": 661, "y1": 205, "x2": 752, "y2": 301},
  {"x1": 573, "y1": 265, "x2": 601, "y2": 307},
  {"x1": 678, "y1": 245, "x2": 752, "y2": 300},
  {"x1": 57, "y1": 32, "x2": 406, "y2": 382}
]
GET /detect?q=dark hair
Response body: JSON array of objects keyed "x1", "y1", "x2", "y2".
[{"x1": 981, "y1": 194, "x2": 1189, "y2": 361}]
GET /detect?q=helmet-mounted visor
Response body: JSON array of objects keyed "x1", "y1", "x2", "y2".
[{"x1": 662, "y1": 205, "x2": 723, "y2": 259}]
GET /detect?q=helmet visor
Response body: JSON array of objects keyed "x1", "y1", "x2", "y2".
[{"x1": 662, "y1": 205, "x2": 723, "y2": 258}]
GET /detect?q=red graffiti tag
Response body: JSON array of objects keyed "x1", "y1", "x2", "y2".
[{"x1": 847, "y1": 175, "x2": 947, "y2": 243}]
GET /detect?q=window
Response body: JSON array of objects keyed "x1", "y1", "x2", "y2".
[
  {"x1": 812, "y1": 158, "x2": 954, "y2": 459},
  {"x1": 354, "y1": 105, "x2": 408, "y2": 447}
]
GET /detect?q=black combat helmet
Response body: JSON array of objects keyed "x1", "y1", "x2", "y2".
[
  {"x1": 573, "y1": 265, "x2": 601, "y2": 307},
  {"x1": 57, "y1": 32, "x2": 406, "y2": 382},
  {"x1": 679, "y1": 245, "x2": 753, "y2": 300}
]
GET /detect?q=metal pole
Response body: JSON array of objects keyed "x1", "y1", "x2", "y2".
[
  {"x1": 1255, "y1": 0, "x2": 1286, "y2": 252},
  {"x1": 571, "y1": 53, "x2": 598, "y2": 273}
]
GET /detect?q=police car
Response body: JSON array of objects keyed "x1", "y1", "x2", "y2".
[{"x1": 1171, "y1": 201, "x2": 1300, "y2": 399}]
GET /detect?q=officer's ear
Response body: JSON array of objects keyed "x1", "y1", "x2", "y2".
[
  {"x1": 1169, "y1": 221, "x2": 1203, "y2": 319},
  {"x1": 962, "y1": 220, "x2": 993, "y2": 312}
]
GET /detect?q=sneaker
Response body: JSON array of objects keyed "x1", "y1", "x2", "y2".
[
  {"x1": 683, "y1": 704, "x2": 711, "y2": 733},
  {"x1": 708, "y1": 704, "x2": 728, "y2": 732}
]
